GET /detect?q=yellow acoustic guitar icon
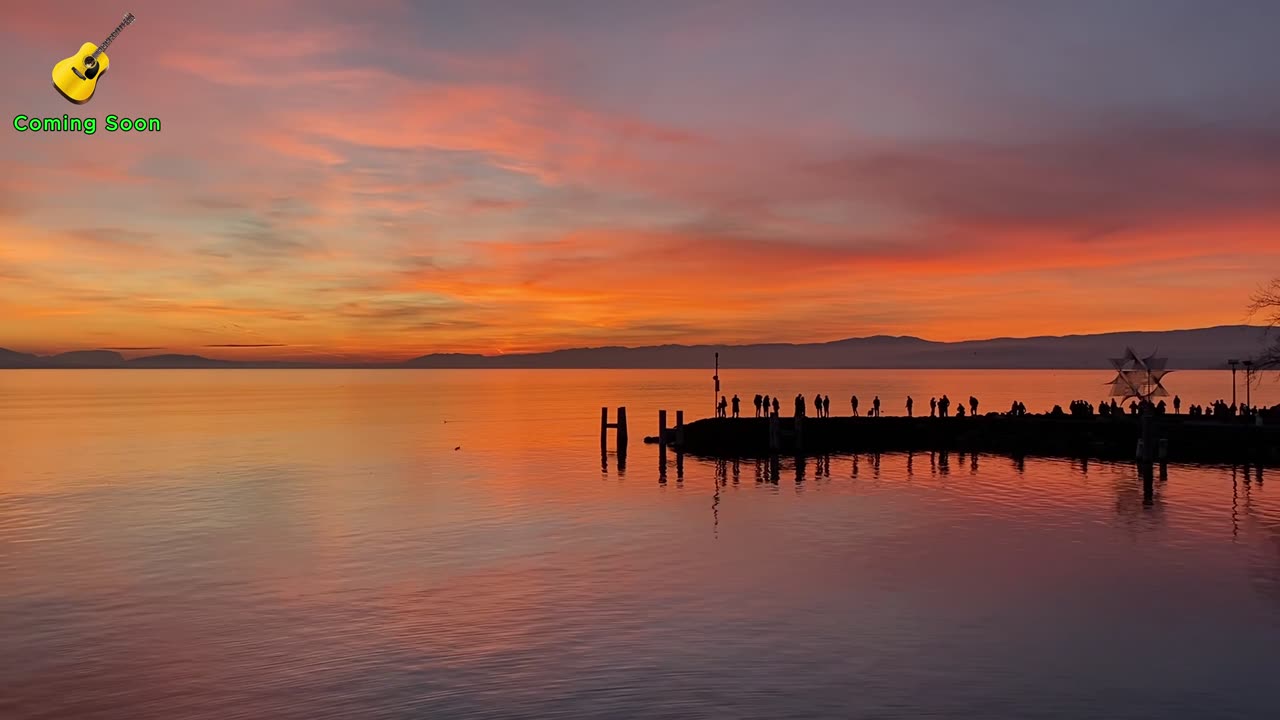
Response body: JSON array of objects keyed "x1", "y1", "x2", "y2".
[{"x1": 52, "y1": 12, "x2": 136, "y2": 104}]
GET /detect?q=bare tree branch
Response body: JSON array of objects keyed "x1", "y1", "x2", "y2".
[{"x1": 1250, "y1": 278, "x2": 1280, "y2": 370}]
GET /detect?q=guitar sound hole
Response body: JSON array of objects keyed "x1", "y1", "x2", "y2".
[{"x1": 83, "y1": 58, "x2": 99, "y2": 79}]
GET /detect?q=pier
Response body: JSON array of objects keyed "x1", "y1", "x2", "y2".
[{"x1": 644, "y1": 413, "x2": 1280, "y2": 466}]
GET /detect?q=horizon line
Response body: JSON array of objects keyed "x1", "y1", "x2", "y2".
[{"x1": 2, "y1": 323, "x2": 1271, "y2": 365}]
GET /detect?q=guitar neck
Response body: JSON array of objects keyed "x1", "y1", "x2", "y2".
[{"x1": 92, "y1": 15, "x2": 133, "y2": 59}]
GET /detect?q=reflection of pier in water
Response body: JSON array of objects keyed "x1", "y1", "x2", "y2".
[{"x1": 634, "y1": 413, "x2": 1280, "y2": 601}]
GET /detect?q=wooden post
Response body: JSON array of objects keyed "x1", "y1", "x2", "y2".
[
  {"x1": 658, "y1": 410, "x2": 667, "y2": 449},
  {"x1": 601, "y1": 407, "x2": 627, "y2": 453},
  {"x1": 1137, "y1": 411, "x2": 1153, "y2": 465},
  {"x1": 675, "y1": 410, "x2": 684, "y2": 446}
]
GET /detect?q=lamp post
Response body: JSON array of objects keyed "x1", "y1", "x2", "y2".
[
  {"x1": 1228, "y1": 358, "x2": 1239, "y2": 406},
  {"x1": 1243, "y1": 359, "x2": 1253, "y2": 409}
]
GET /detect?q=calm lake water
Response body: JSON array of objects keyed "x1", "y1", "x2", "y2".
[{"x1": 2, "y1": 369, "x2": 1279, "y2": 719}]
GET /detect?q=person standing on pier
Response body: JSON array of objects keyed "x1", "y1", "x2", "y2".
[
  {"x1": 822, "y1": 395, "x2": 830, "y2": 418},
  {"x1": 906, "y1": 396, "x2": 914, "y2": 417},
  {"x1": 872, "y1": 395, "x2": 881, "y2": 417},
  {"x1": 812, "y1": 394, "x2": 823, "y2": 418},
  {"x1": 763, "y1": 395, "x2": 771, "y2": 417},
  {"x1": 939, "y1": 395, "x2": 950, "y2": 417},
  {"x1": 969, "y1": 396, "x2": 979, "y2": 416},
  {"x1": 732, "y1": 394, "x2": 741, "y2": 418},
  {"x1": 772, "y1": 396, "x2": 780, "y2": 417},
  {"x1": 930, "y1": 397, "x2": 937, "y2": 417},
  {"x1": 1173, "y1": 395, "x2": 1181, "y2": 414},
  {"x1": 851, "y1": 395, "x2": 859, "y2": 416},
  {"x1": 754, "y1": 394, "x2": 762, "y2": 417},
  {"x1": 719, "y1": 395, "x2": 728, "y2": 418}
]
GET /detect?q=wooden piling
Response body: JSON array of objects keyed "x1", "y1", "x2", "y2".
[
  {"x1": 600, "y1": 407, "x2": 628, "y2": 453},
  {"x1": 658, "y1": 410, "x2": 667, "y2": 449},
  {"x1": 675, "y1": 410, "x2": 685, "y2": 446}
]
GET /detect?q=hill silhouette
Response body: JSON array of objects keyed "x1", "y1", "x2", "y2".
[{"x1": 1, "y1": 325, "x2": 1273, "y2": 370}]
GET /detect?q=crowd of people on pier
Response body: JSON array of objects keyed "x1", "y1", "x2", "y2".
[
  {"x1": 726, "y1": 392, "x2": 993, "y2": 419},
  {"x1": 711, "y1": 391, "x2": 1276, "y2": 422},
  {"x1": 1187, "y1": 399, "x2": 1265, "y2": 420}
]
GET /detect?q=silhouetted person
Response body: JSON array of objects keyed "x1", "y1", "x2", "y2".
[
  {"x1": 763, "y1": 395, "x2": 771, "y2": 417},
  {"x1": 822, "y1": 395, "x2": 830, "y2": 418},
  {"x1": 812, "y1": 394, "x2": 823, "y2": 418},
  {"x1": 872, "y1": 395, "x2": 881, "y2": 417},
  {"x1": 939, "y1": 395, "x2": 950, "y2": 417},
  {"x1": 732, "y1": 394, "x2": 740, "y2": 418},
  {"x1": 795, "y1": 393, "x2": 805, "y2": 417},
  {"x1": 930, "y1": 397, "x2": 937, "y2": 417},
  {"x1": 1110, "y1": 399, "x2": 1118, "y2": 414},
  {"x1": 1173, "y1": 395, "x2": 1181, "y2": 414},
  {"x1": 906, "y1": 395, "x2": 913, "y2": 417},
  {"x1": 1156, "y1": 399, "x2": 1166, "y2": 415},
  {"x1": 753, "y1": 394, "x2": 762, "y2": 417},
  {"x1": 772, "y1": 397, "x2": 780, "y2": 417},
  {"x1": 956, "y1": 404, "x2": 965, "y2": 417},
  {"x1": 851, "y1": 395, "x2": 859, "y2": 416},
  {"x1": 969, "y1": 396, "x2": 978, "y2": 416},
  {"x1": 719, "y1": 395, "x2": 728, "y2": 418}
]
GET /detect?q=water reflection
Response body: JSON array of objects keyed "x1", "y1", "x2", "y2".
[
  {"x1": 8, "y1": 370, "x2": 1280, "y2": 720},
  {"x1": 711, "y1": 476, "x2": 720, "y2": 538},
  {"x1": 601, "y1": 448, "x2": 627, "y2": 478}
]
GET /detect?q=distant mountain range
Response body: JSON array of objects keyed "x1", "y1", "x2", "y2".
[{"x1": 2, "y1": 325, "x2": 1274, "y2": 370}]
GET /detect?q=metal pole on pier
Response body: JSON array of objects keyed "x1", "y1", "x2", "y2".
[
  {"x1": 1243, "y1": 360, "x2": 1253, "y2": 409},
  {"x1": 713, "y1": 352, "x2": 719, "y2": 418},
  {"x1": 1228, "y1": 359, "x2": 1239, "y2": 406}
]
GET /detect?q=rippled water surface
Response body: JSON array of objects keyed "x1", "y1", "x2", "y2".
[{"x1": 2, "y1": 369, "x2": 1279, "y2": 719}]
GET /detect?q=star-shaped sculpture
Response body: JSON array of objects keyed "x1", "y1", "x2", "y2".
[{"x1": 1107, "y1": 347, "x2": 1170, "y2": 401}]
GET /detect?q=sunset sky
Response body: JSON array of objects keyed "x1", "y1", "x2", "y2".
[{"x1": 3, "y1": 0, "x2": 1280, "y2": 361}]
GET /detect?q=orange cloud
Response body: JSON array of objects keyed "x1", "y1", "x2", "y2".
[{"x1": 4, "y1": 1, "x2": 1280, "y2": 358}]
